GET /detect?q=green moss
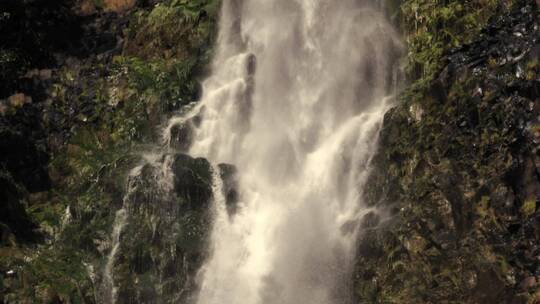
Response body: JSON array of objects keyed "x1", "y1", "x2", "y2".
[
  {"x1": 401, "y1": 0, "x2": 499, "y2": 91},
  {"x1": 355, "y1": 1, "x2": 538, "y2": 302},
  {"x1": 124, "y1": 0, "x2": 219, "y2": 60},
  {"x1": 93, "y1": 0, "x2": 105, "y2": 9},
  {"x1": 476, "y1": 196, "x2": 490, "y2": 218},
  {"x1": 521, "y1": 198, "x2": 537, "y2": 217},
  {"x1": 0, "y1": 246, "x2": 94, "y2": 303},
  {"x1": 2, "y1": 0, "x2": 221, "y2": 301},
  {"x1": 113, "y1": 55, "x2": 202, "y2": 112}
]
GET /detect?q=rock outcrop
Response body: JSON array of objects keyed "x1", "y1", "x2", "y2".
[
  {"x1": 108, "y1": 153, "x2": 213, "y2": 303},
  {"x1": 355, "y1": 1, "x2": 540, "y2": 303}
]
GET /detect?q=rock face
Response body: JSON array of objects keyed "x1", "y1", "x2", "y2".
[
  {"x1": 0, "y1": 0, "x2": 219, "y2": 302},
  {"x1": 355, "y1": 1, "x2": 540, "y2": 303},
  {"x1": 109, "y1": 154, "x2": 213, "y2": 303}
]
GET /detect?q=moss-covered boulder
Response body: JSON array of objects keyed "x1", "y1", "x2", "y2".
[{"x1": 106, "y1": 153, "x2": 213, "y2": 303}]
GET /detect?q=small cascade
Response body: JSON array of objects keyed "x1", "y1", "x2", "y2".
[
  {"x1": 102, "y1": 165, "x2": 144, "y2": 304},
  {"x1": 100, "y1": 152, "x2": 215, "y2": 303},
  {"x1": 102, "y1": 208, "x2": 127, "y2": 304}
]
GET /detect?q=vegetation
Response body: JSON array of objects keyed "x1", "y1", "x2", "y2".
[
  {"x1": 400, "y1": 0, "x2": 499, "y2": 91},
  {"x1": 356, "y1": 0, "x2": 540, "y2": 302},
  {"x1": 0, "y1": 0, "x2": 219, "y2": 302}
]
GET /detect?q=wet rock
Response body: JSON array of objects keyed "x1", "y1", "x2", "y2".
[
  {"x1": 361, "y1": 211, "x2": 380, "y2": 229},
  {"x1": 408, "y1": 103, "x2": 424, "y2": 122},
  {"x1": 172, "y1": 154, "x2": 213, "y2": 210},
  {"x1": 354, "y1": 1, "x2": 540, "y2": 302},
  {"x1": 218, "y1": 163, "x2": 239, "y2": 216},
  {"x1": 246, "y1": 53, "x2": 257, "y2": 76},
  {"x1": 519, "y1": 276, "x2": 537, "y2": 290},
  {"x1": 169, "y1": 121, "x2": 194, "y2": 152},
  {"x1": 112, "y1": 153, "x2": 213, "y2": 303}
]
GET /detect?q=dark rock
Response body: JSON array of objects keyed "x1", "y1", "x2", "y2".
[
  {"x1": 172, "y1": 154, "x2": 213, "y2": 210},
  {"x1": 169, "y1": 121, "x2": 194, "y2": 152},
  {"x1": 112, "y1": 153, "x2": 214, "y2": 303},
  {"x1": 519, "y1": 276, "x2": 537, "y2": 290},
  {"x1": 354, "y1": 1, "x2": 540, "y2": 302},
  {"x1": 361, "y1": 211, "x2": 380, "y2": 229},
  {"x1": 0, "y1": 108, "x2": 50, "y2": 193},
  {"x1": 0, "y1": 0, "x2": 83, "y2": 96},
  {"x1": 0, "y1": 170, "x2": 37, "y2": 243},
  {"x1": 218, "y1": 163, "x2": 239, "y2": 216},
  {"x1": 472, "y1": 268, "x2": 506, "y2": 302}
]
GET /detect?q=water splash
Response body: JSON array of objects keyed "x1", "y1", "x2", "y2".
[
  {"x1": 163, "y1": 0, "x2": 403, "y2": 303},
  {"x1": 102, "y1": 165, "x2": 142, "y2": 304},
  {"x1": 101, "y1": 153, "x2": 176, "y2": 304}
]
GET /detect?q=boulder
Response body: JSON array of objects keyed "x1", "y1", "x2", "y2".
[{"x1": 111, "y1": 153, "x2": 213, "y2": 303}]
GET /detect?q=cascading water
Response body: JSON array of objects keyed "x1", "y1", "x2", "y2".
[
  {"x1": 102, "y1": 154, "x2": 178, "y2": 304},
  {"x1": 165, "y1": 0, "x2": 402, "y2": 303},
  {"x1": 102, "y1": 165, "x2": 142, "y2": 304}
]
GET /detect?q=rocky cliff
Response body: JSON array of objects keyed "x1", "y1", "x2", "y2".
[{"x1": 355, "y1": 0, "x2": 540, "y2": 303}]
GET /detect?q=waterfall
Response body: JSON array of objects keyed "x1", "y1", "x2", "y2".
[
  {"x1": 166, "y1": 0, "x2": 402, "y2": 303},
  {"x1": 104, "y1": 0, "x2": 401, "y2": 302}
]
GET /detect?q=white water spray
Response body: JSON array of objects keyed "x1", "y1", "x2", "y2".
[
  {"x1": 102, "y1": 166, "x2": 140, "y2": 304},
  {"x1": 102, "y1": 153, "x2": 176, "y2": 304},
  {"x1": 166, "y1": 0, "x2": 402, "y2": 303}
]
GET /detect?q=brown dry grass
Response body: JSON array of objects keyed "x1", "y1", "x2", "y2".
[
  {"x1": 76, "y1": 0, "x2": 135, "y2": 15},
  {"x1": 104, "y1": 0, "x2": 136, "y2": 12}
]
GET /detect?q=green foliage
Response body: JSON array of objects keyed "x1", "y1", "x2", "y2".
[
  {"x1": 125, "y1": 0, "x2": 219, "y2": 60},
  {"x1": 2, "y1": 0, "x2": 221, "y2": 301},
  {"x1": 355, "y1": 1, "x2": 539, "y2": 302},
  {"x1": 0, "y1": 246, "x2": 94, "y2": 303},
  {"x1": 402, "y1": 0, "x2": 499, "y2": 89},
  {"x1": 114, "y1": 56, "x2": 201, "y2": 111},
  {"x1": 521, "y1": 198, "x2": 537, "y2": 217}
]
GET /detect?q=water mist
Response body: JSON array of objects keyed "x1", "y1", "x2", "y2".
[{"x1": 163, "y1": 0, "x2": 403, "y2": 303}]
